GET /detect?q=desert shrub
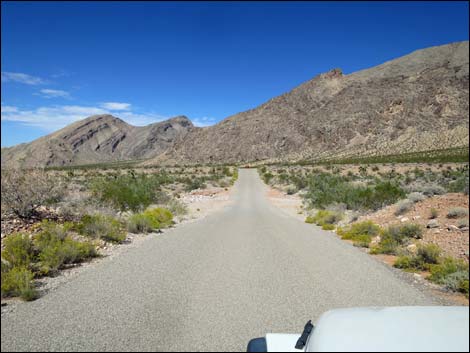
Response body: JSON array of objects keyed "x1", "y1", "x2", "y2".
[
  {"x1": 442, "y1": 271, "x2": 469, "y2": 296},
  {"x1": 1, "y1": 168, "x2": 64, "y2": 218},
  {"x1": 408, "y1": 192, "x2": 426, "y2": 203},
  {"x1": 37, "y1": 237, "x2": 96, "y2": 275},
  {"x1": 34, "y1": 222, "x2": 97, "y2": 274},
  {"x1": 1, "y1": 266, "x2": 37, "y2": 301},
  {"x1": 399, "y1": 223, "x2": 423, "y2": 239},
  {"x1": 321, "y1": 224, "x2": 336, "y2": 231},
  {"x1": 1, "y1": 233, "x2": 33, "y2": 267},
  {"x1": 394, "y1": 199, "x2": 413, "y2": 216},
  {"x1": 352, "y1": 234, "x2": 372, "y2": 248},
  {"x1": 448, "y1": 173, "x2": 469, "y2": 195},
  {"x1": 143, "y1": 207, "x2": 173, "y2": 228},
  {"x1": 305, "y1": 216, "x2": 315, "y2": 224},
  {"x1": 90, "y1": 174, "x2": 170, "y2": 212},
  {"x1": 416, "y1": 243, "x2": 441, "y2": 265},
  {"x1": 421, "y1": 184, "x2": 446, "y2": 196},
  {"x1": 77, "y1": 214, "x2": 126, "y2": 243},
  {"x1": 457, "y1": 218, "x2": 469, "y2": 229},
  {"x1": 429, "y1": 208, "x2": 439, "y2": 219},
  {"x1": 166, "y1": 199, "x2": 188, "y2": 217},
  {"x1": 286, "y1": 186, "x2": 297, "y2": 195},
  {"x1": 370, "y1": 224, "x2": 420, "y2": 255},
  {"x1": 304, "y1": 173, "x2": 405, "y2": 211},
  {"x1": 312, "y1": 210, "x2": 343, "y2": 226},
  {"x1": 184, "y1": 178, "x2": 206, "y2": 192},
  {"x1": 262, "y1": 172, "x2": 274, "y2": 184},
  {"x1": 393, "y1": 244, "x2": 441, "y2": 271},
  {"x1": 446, "y1": 207, "x2": 469, "y2": 219},
  {"x1": 127, "y1": 213, "x2": 158, "y2": 234},
  {"x1": 429, "y1": 257, "x2": 468, "y2": 284},
  {"x1": 337, "y1": 221, "x2": 381, "y2": 240}
]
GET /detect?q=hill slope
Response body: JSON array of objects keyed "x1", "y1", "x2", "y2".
[
  {"x1": 147, "y1": 41, "x2": 469, "y2": 165},
  {"x1": 1, "y1": 115, "x2": 194, "y2": 168}
]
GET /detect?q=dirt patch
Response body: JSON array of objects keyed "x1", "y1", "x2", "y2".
[
  {"x1": 179, "y1": 186, "x2": 233, "y2": 224},
  {"x1": 266, "y1": 187, "x2": 305, "y2": 221},
  {"x1": 358, "y1": 193, "x2": 469, "y2": 261}
]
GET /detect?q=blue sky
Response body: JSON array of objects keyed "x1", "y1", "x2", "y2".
[{"x1": 1, "y1": 1, "x2": 469, "y2": 147}]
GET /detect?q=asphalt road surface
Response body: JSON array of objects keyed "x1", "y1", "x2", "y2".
[{"x1": 1, "y1": 169, "x2": 437, "y2": 352}]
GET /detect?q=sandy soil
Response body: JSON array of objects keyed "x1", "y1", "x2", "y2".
[
  {"x1": 358, "y1": 193, "x2": 469, "y2": 261},
  {"x1": 265, "y1": 187, "x2": 305, "y2": 221}
]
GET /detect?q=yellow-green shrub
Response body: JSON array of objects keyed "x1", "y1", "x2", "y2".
[
  {"x1": 77, "y1": 214, "x2": 126, "y2": 243},
  {"x1": 1, "y1": 265, "x2": 37, "y2": 301},
  {"x1": 143, "y1": 207, "x2": 173, "y2": 228},
  {"x1": 1, "y1": 233, "x2": 33, "y2": 267}
]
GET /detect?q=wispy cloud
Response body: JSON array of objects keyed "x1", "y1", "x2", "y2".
[
  {"x1": 100, "y1": 102, "x2": 131, "y2": 111},
  {"x1": 1, "y1": 72, "x2": 46, "y2": 85},
  {"x1": 35, "y1": 88, "x2": 70, "y2": 99},
  {"x1": 192, "y1": 116, "x2": 217, "y2": 127},
  {"x1": 1, "y1": 103, "x2": 170, "y2": 131}
]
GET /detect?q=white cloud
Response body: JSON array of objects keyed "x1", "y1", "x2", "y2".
[
  {"x1": 1, "y1": 104, "x2": 170, "y2": 131},
  {"x1": 35, "y1": 88, "x2": 70, "y2": 99},
  {"x1": 1, "y1": 72, "x2": 46, "y2": 85},
  {"x1": 192, "y1": 116, "x2": 217, "y2": 127},
  {"x1": 100, "y1": 102, "x2": 131, "y2": 111},
  {"x1": 1, "y1": 105, "x2": 19, "y2": 113}
]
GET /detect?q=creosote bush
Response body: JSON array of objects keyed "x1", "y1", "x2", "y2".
[
  {"x1": 446, "y1": 207, "x2": 469, "y2": 219},
  {"x1": 1, "y1": 168, "x2": 64, "y2": 218},
  {"x1": 312, "y1": 210, "x2": 343, "y2": 227},
  {"x1": 370, "y1": 223, "x2": 422, "y2": 255},
  {"x1": 77, "y1": 214, "x2": 126, "y2": 243},
  {"x1": 1, "y1": 265, "x2": 37, "y2": 301},
  {"x1": 337, "y1": 221, "x2": 380, "y2": 248}
]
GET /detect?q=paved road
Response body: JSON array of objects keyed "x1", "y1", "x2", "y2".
[{"x1": 1, "y1": 169, "x2": 437, "y2": 352}]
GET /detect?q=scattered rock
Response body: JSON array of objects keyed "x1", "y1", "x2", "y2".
[
  {"x1": 407, "y1": 244, "x2": 418, "y2": 254},
  {"x1": 426, "y1": 219, "x2": 440, "y2": 228},
  {"x1": 400, "y1": 217, "x2": 409, "y2": 223},
  {"x1": 447, "y1": 225, "x2": 460, "y2": 231}
]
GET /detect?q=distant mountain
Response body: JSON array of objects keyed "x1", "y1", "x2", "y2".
[
  {"x1": 1, "y1": 115, "x2": 195, "y2": 168},
  {"x1": 146, "y1": 41, "x2": 469, "y2": 165},
  {"x1": 2, "y1": 41, "x2": 468, "y2": 168}
]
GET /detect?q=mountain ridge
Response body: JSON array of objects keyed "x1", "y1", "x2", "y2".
[{"x1": 1, "y1": 40, "x2": 468, "y2": 168}]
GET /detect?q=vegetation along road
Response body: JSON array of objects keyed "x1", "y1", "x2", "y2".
[{"x1": 1, "y1": 169, "x2": 438, "y2": 352}]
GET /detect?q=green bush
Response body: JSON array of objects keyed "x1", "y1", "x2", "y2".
[
  {"x1": 184, "y1": 178, "x2": 206, "y2": 192},
  {"x1": 394, "y1": 199, "x2": 413, "y2": 216},
  {"x1": 305, "y1": 216, "x2": 315, "y2": 224},
  {"x1": 352, "y1": 234, "x2": 372, "y2": 248},
  {"x1": 399, "y1": 223, "x2": 423, "y2": 239},
  {"x1": 77, "y1": 214, "x2": 126, "y2": 243},
  {"x1": 35, "y1": 222, "x2": 97, "y2": 275},
  {"x1": 90, "y1": 174, "x2": 172, "y2": 212},
  {"x1": 337, "y1": 221, "x2": 380, "y2": 248},
  {"x1": 312, "y1": 210, "x2": 343, "y2": 226},
  {"x1": 416, "y1": 243, "x2": 441, "y2": 265},
  {"x1": 143, "y1": 207, "x2": 173, "y2": 228},
  {"x1": 442, "y1": 271, "x2": 469, "y2": 296},
  {"x1": 429, "y1": 257, "x2": 468, "y2": 284},
  {"x1": 321, "y1": 224, "x2": 336, "y2": 231},
  {"x1": 429, "y1": 208, "x2": 439, "y2": 219},
  {"x1": 393, "y1": 244, "x2": 441, "y2": 271},
  {"x1": 127, "y1": 213, "x2": 159, "y2": 234},
  {"x1": 1, "y1": 266, "x2": 37, "y2": 301},
  {"x1": 446, "y1": 207, "x2": 469, "y2": 219},
  {"x1": 337, "y1": 221, "x2": 381, "y2": 240},
  {"x1": 1, "y1": 233, "x2": 33, "y2": 267},
  {"x1": 304, "y1": 173, "x2": 405, "y2": 211}
]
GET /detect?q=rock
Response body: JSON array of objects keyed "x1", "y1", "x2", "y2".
[
  {"x1": 447, "y1": 225, "x2": 459, "y2": 231},
  {"x1": 426, "y1": 219, "x2": 439, "y2": 228},
  {"x1": 459, "y1": 227, "x2": 469, "y2": 232},
  {"x1": 400, "y1": 217, "x2": 409, "y2": 223},
  {"x1": 413, "y1": 215, "x2": 421, "y2": 220},
  {"x1": 407, "y1": 244, "x2": 418, "y2": 254}
]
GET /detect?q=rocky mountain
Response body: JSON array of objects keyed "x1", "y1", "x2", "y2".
[
  {"x1": 2, "y1": 41, "x2": 468, "y2": 168},
  {"x1": 1, "y1": 115, "x2": 195, "y2": 168},
  {"x1": 146, "y1": 41, "x2": 469, "y2": 165}
]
